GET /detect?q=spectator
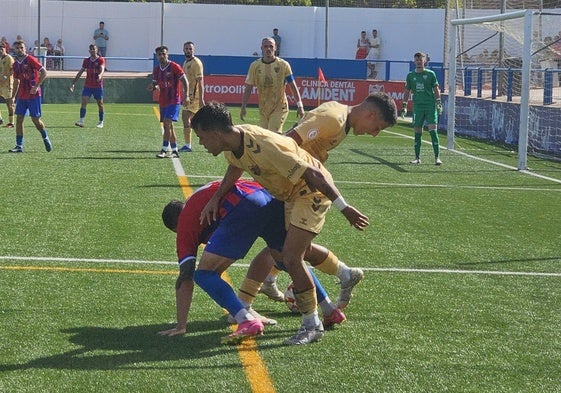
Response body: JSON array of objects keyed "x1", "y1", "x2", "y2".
[
  {"x1": 42, "y1": 37, "x2": 54, "y2": 70},
  {"x1": 93, "y1": 21, "x2": 109, "y2": 57},
  {"x1": 366, "y1": 29, "x2": 381, "y2": 79},
  {"x1": 54, "y1": 38, "x2": 65, "y2": 70},
  {"x1": 272, "y1": 28, "x2": 281, "y2": 56},
  {"x1": 355, "y1": 30, "x2": 369, "y2": 60},
  {"x1": 0, "y1": 37, "x2": 10, "y2": 55}
]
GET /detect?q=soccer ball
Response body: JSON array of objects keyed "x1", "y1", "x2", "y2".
[{"x1": 284, "y1": 282, "x2": 300, "y2": 314}]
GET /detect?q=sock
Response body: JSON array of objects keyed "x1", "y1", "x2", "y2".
[
  {"x1": 99, "y1": 111, "x2": 104, "y2": 122},
  {"x1": 414, "y1": 132, "x2": 422, "y2": 158},
  {"x1": 170, "y1": 142, "x2": 177, "y2": 151},
  {"x1": 313, "y1": 251, "x2": 339, "y2": 276},
  {"x1": 40, "y1": 129, "x2": 49, "y2": 139},
  {"x1": 309, "y1": 268, "x2": 327, "y2": 304},
  {"x1": 293, "y1": 287, "x2": 317, "y2": 315},
  {"x1": 162, "y1": 141, "x2": 170, "y2": 149},
  {"x1": 318, "y1": 298, "x2": 336, "y2": 317},
  {"x1": 302, "y1": 309, "x2": 321, "y2": 329},
  {"x1": 80, "y1": 108, "x2": 86, "y2": 119},
  {"x1": 238, "y1": 278, "x2": 261, "y2": 308},
  {"x1": 193, "y1": 270, "x2": 246, "y2": 320},
  {"x1": 234, "y1": 308, "x2": 255, "y2": 324},
  {"x1": 429, "y1": 129, "x2": 440, "y2": 158},
  {"x1": 336, "y1": 262, "x2": 351, "y2": 282},
  {"x1": 16, "y1": 135, "x2": 23, "y2": 147}
]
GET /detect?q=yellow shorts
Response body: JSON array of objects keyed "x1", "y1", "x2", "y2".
[
  {"x1": 259, "y1": 107, "x2": 288, "y2": 134},
  {"x1": 183, "y1": 97, "x2": 202, "y2": 114},
  {"x1": 285, "y1": 184, "x2": 332, "y2": 234},
  {"x1": 0, "y1": 82, "x2": 13, "y2": 99}
]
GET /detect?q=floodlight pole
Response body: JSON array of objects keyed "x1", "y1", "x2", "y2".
[
  {"x1": 324, "y1": 0, "x2": 329, "y2": 58},
  {"x1": 161, "y1": 0, "x2": 165, "y2": 45}
]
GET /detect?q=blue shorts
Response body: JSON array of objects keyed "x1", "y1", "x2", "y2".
[
  {"x1": 82, "y1": 87, "x2": 103, "y2": 101},
  {"x1": 205, "y1": 191, "x2": 286, "y2": 260},
  {"x1": 160, "y1": 104, "x2": 181, "y2": 122},
  {"x1": 15, "y1": 97, "x2": 42, "y2": 118}
]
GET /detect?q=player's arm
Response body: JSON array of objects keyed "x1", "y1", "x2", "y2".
[
  {"x1": 200, "y1": 164, "x2": 244, "y2": 225},
  {"x1": 197, "y1": 75, "x2": 205, "y2": 106},
  {"x1": 286, "y1": 76, "x2": 304, "y2": 118},
  {"x1": 240, "y1": 83, "x2": 253, "y2": 121},
  {"x1": 301, "y1": 166, "x2": 369, "y2": 231},
  {"x1": 69, "y1": 68, "x2": 85, "y2": 92},
  {"x1": 12, "y1": 77, "x2": 20, "y2": 100},
  {"x1": 180, "y1": 74, "x2": 189, "y2": 106},
  {"x1": 401, "y1": 88, "x2": 411, "y2": 118},
  {"x1": 434, "y1": 84, "x2": 442, "y2": 114},
  {"x1": 30, "y1": 68, "x2": 47, "y2": 95}
]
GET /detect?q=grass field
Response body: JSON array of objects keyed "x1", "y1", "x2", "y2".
[{"x1": 1, "y1": 103, "x2": 560, "y2": 393}]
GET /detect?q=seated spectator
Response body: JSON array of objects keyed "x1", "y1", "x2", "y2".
[{"x1": 54, "y1": 38, "x2": 65, "y2": 70}]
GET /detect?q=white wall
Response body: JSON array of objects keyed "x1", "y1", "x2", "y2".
[{"x1": 2, "y1": 0, "x2": 445, "y2": 72}]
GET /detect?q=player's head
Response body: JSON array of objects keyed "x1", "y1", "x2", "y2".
[
  {"x1": 89, "y1": 44, "x2": 98, "y2": 56},
  {"x1": 162, "y1": 199, "x2": 185, "y2": 232},
  {"x1": 13, "y1": 40, "x2": 26, "y2": 56},
  {"x1": 191, "y1": 102, "x2": 234, "y2": 155},
  {"x1": 414, "y1": 52, "x2": 426, "y2": 68},
  {"x1": 183, "y1": 41, "x2": 195, "y2": 59},
  {"x1": 261, "y1": 37, "x2": 276, "y2": 58},
  {"x1": 352, "y1": 92, "x2": 397, "y2": 137},
  {"x1": 155, "y1": 45, "x2": 169, "y2": 64}
]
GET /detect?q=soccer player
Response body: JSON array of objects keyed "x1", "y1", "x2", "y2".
[
  {"x1": 240, "y1": 37, "x2": 304, "y2": 133},
  {"x1": 0, "y1": 42, "x2": 15, "y2": 127},
  {"x1": 192, "y1": 102, "x2": 369, "y2": 345},
  {"x1": 9, "y1": 40, "x2": 52, "y2": 153},
  {"x1": 401, "y1": 52, "x2": 443, "y2": 165},
  {"x1": 157, "y1": 180, "x2": 346, "y2": 340},
  {"x1": 255, "y1": 92, "x2": 398, "y2": 307},
  {"x1": 148, "y1": 45, "x2": 189, "y2": 158},
  {"x1": 69, "y1": 44, "x2": 105, "y2": 128},
  {"x1": 178, "y1": 41, "x2": 205, "y2": 153}
]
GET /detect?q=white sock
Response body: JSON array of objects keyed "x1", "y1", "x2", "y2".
[
  {"x1": 302, "y1": 310, "x2": 320, "y2": 329},
  {"x1": 336, "y1": 261, "x2": 351, "y2": 282},
  {"x1": 319, "y1": 298, "x2": 336, "y2": 316},
  {"x1": 235, "y1": 308, "x2": 255, "y2": 324}
]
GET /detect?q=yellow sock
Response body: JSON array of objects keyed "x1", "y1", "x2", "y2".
[
  {"x1": 294, "y1": 287, "x2": 317, "y2": 314},
  {"x1": 313, "y1": 251, "x2": 339, "y2": 275},
  {"x1": 238, "y1": 278, "x2": 262, "y2": 306}
]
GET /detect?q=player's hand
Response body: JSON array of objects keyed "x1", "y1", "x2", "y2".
[
  {"x1": 157, "y1": 326, "x2": 187, "y2": 337},
  {"x1": 240, "y1": 106, "x2": 246, "y2": 121},
  {"x1": 296, "y1": 107, "x2": 305, "y2": 119},
  {"x1": 200, "y1": 195, "x2": 221, "y2": 225},
  {"x1": 30, "y1": 86, "x2": 39, "y2": 95},
  {"x1": 341, "y1": 205, "x2": 369, "y2": 231},
  {"x1": 400, "y1": 102, "x2": 407, "y2": 119},
  {"x1": 69, "y1": 84, "x2": 74, "y2": 93},
  {"x1": 436, "y1": 99, "x2": 443, "y2": 115}
]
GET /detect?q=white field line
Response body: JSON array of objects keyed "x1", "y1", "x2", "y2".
[
  {"x1": 383, "y1": 129, "x2": 561, "y2": 185},
  {"x1": 1, "y1": 256, "x2": 560, "y2": 277}
]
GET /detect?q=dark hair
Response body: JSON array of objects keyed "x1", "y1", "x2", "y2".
[
  {"x1": 162, "y1": 200, "x2": 184, "y2": 231},
  {"x1": 414, "y1": 52, "x2": 426, "y2": 58},
  {"x1": 366, "y1": 92, "x2": 398, "y2": 126},
  {"x1": 155, "y1": 45, "x2": 168, "y2": 54},
  {"x1": 89, "y1": 44, "x2": 97, "y2": 50},
  {"x1": 184, "y1": 41, "x2": 194, "y2": 47},
  {"x1": 191, "y1": 102, "x2": 233, "y2": 133}
]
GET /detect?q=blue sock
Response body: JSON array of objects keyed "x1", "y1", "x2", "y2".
[
  {"x1": 309, "y1": 268, "x2": 327, "y2": 303},
  {"x1": 194, "y1": 270, "x2": 245, "y2": 316},
  {"x1": 170, "y1": 142, "x2": 177, "y2": 150},
  {"x1": 80, "y1": 108, "x2": 86, "y2": 119},
  {"x1": 16, "y1": 135, "x2": 23, "y2": 146},
  {"x1": 99, "y1": 112, "x2": 104, "y2": 122},
  {"x1": 162, "y1": 141, "x2": 170, "y2": 148},
  {"x1": 40, "y1": 129, "x2": 48, "y2": 139}
]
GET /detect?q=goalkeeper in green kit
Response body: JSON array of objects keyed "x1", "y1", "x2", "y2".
[{"x1": 401, "y1": 52, "x2": 443, "y2": 165}]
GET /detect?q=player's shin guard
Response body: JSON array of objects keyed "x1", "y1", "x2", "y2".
[
  {"x1": 313, "y1": 251, "x2": 339, "y2": 276},
  {"x1": 293, "y1": 287, "x2": 317, "y2": 315},
  {"x1": 238, "y1": 278, "x2": 261, "y2": 307},
  {"x1": 429, "y1": 129, "x2": 440, "y2": 158},
  {"x1": 194, "y1": 270, "x2": 245, "y2": 317}
]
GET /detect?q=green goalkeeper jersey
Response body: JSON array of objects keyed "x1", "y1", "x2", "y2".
[{"x1": 404, "y1": 69, "x2": 438, "y2": 108}]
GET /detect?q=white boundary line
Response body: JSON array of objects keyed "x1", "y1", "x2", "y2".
[
  {"x1": 383, "y1": 129, "x2": 561, "y2": 185},
  {"x1": 1, "y1": 256, "x2": 560, "y2": 277}
]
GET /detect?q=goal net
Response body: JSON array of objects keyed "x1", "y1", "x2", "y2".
[{"x1": 444, "y1": 5, "x2": 561, "y2": 169}]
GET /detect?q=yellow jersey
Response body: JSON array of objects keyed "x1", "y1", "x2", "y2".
[
  {"x1": 246, "y1": 58, "x2": 293, "y2": 116},
  {"x1": 183, "y1": 56, "x2": 204, "y2": 112},
  {"x1": 0, "y1": 53, "x2": 14, "y2": 88}
]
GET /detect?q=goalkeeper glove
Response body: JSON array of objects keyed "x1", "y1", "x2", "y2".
[
  {"x1": 436, "y1": 99, "x2": 443, "y2": 115},
  {"x1": 400, "y1": 101, "x2": 407, "y2": 118}
]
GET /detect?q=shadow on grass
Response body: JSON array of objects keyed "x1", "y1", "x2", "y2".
[{"x1": 0, "y1": 321, "x2": 247, "y2": 371}]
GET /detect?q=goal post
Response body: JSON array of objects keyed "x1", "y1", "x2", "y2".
[{"x1": 447, "y1": 9, "x2": 533, "y2": 170}]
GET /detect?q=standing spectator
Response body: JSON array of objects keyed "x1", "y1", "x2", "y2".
[
  {"x1": 53, "y1": 38, "x2": 65, "y2": 70},
  {"x1": 69, "y1": 44, "x2": 105, "y2": 129},
  {"x1": 366, "y1": 29, "x2": 381, "y2": 79},
  {"x1": 93, "y1": 21, "x2": 109, "y2": 57},
  {"x1": 179, "y1": 41, "x2": 204, "y2": 153},
  {"x1": 272, "y1": 28, "x2": 281, "y2": 56},
  {"x1": 9, "y1": 40, "x2": 52, "y2": 153},
  {"x1": 0, "y1": 43, "x2": 15, "y2": 127},
  {"x1": 240, "y1": 37, "x2": 304, "y2": 133},
  {"x1": 42, "y1": 37, "x2": 54, "y2": 70},
  {"x1": 147, "y1": 45, "x2": 188, "y2": 158},
  {"x1": 401, "y1": 52, "x2": 442, "y2": 165},
  {"x1": 355, "y1": 31, "x2": 369, "y2": 60},
  {"x1": 0, "y1": 37, "x2": 10, "y2": 55}
]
